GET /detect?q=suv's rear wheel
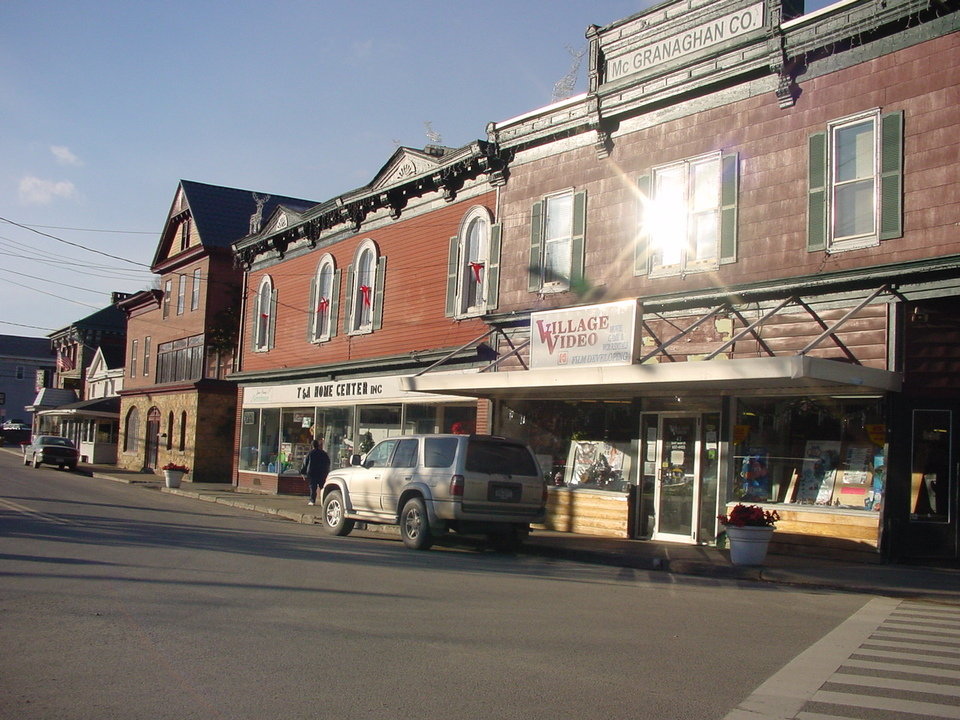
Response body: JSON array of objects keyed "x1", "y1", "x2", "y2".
[
  {"x1": 400, "y1": 497, "x2": 433, "y2": 550},
  {"x1": 32, "y1": 454, "x2": 41, "y2": 468},
  {"x1": 321, "y1": 489, "x2": 354, "y2": 536}
]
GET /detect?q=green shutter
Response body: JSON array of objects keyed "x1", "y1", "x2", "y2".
[
  {"x1": 879, "y1": 110, "x2": 904, "y2": 240},
  {"x1": 528, "y1": 200, "x2": 543, "y2": 292},
  {"x1": 268, "y1": 289, "x2": 278, "y2": 350},
  {"x1": 719, "y1": 153, "x2": 738, "y2": 264},
  {"x1": 445, "y1": 235, "x2": 459, "y2": 317},
  {"x1": 807, "y1": 131, "x2": 828, "y2": 252},
  {"x1": 344, "y1": 264, "x2": 355, "y2": 332},
  {"x1": 372, "y1": 256, "x2": 386, "y2": 331},
  {"x1": 570, "y1": 190, "x2": 587, "y2": 288},
  {"x1": 329, "y1": 268, "x2": 340, "y2": 338},
  {"x1": 635, "y1": 175, "x2": 650, "y2": 275},
  {"x1": 486, "y1": 223, "x2": 501, "y2": 311},
  {"x1": 307, "y1": 275, "x2": 317, "y2": 342}
]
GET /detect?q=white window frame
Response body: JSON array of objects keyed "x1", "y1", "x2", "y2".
[
  {"x1": 827, "y1": 109, "x2": 881, "y2": 253},
  {"x1": 647, "y1": 152, "x2": 722, "y2": 278},
  {"x1": 162, "y1": 279, "x2": 172, "y2": 319},
  {"x1": 455, "y1": 206, "x2": 492, "y2": 317},
  {"x1": 253, "y1": 276, "x2": 275, "y2": 352},
  {"x1": 540, "y1": 190, "x2": 574, "y2": 292},
  {"x1": 349, "y1": 239, "x2": 378, "y2": 335},
  {"x1": 310, "y1": 254, "x2": 337, "y2": 343},
  {"x1": 190, "y1": 268, "x2": 201, "y2": 311},
  {"x1": 176, "y1": 273, "x2": 186, "y2": 315}
]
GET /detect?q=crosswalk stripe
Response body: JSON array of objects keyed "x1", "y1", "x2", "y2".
[
  {"x1": 854, "y1": 646, "x2": 960, "y2": 665},
  {"x1": 796, "y1": 712, "x2": 862, "y2": 720},
  {"x1": 812, "y1": 689, "x2": 960, "y2": 718},
  {"x1": 842, "y1": 657, "x2": 960, "y2": 678},
  {"x1": 830, "y1": 671, "x2": 960, "y2": 696},
  {"x1": 879, "y1": 623, "x2": 960, "y2": 638}
]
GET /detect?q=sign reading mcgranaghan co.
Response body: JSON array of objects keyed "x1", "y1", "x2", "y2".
[
  {"x1": 605, "y1": 2, "x2": 765, "y2": 83},
  {"x1": 530, "y1": 300, "x2": 641, "y2": 369}
]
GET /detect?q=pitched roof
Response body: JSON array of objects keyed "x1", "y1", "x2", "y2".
[
  {"x1": 152, "y1": 181, "x2": 319, "y2": 267},
  {"x1": 0, "y1": 334, "x2": 54, "y2": 361}
]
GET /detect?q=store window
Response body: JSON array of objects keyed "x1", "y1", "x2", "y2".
[
  {"x1": 315, "y1": 406, "x2": 354, "y2": 469},
  {"x1": 732, "y1": 396, "x2": 886, "y2": 509},
  {"x1": 910, "y1": 410, "x2": 950, "y2": 522},
  {"x1": 239, "y1": 409, "x2": 261, "y2": 471},
  {"x1": 446, "y1": 206, "x2": 500, "y2": 318},
  {"x1": 252, "y1": 276, "x2": 276, "y2": 352},
  {"x1": 257, "y1": 408, "x2": 280, "y2": 472},
  {"x1": 357, "y1": 404, "x2": 401, "y2": 454},
  {"x1": 497, "y1": 399, "x2": 639, "y2": 490},
  {"x1": 346, "y1": 240, "x2": 385, "y2": 335},
  {"x1": 528, "y1": 190, "x2": 586, "y2": 293},
  {"x1": 309, "y1": 255, "x2": 339, "y2": 343},
  {"x1": 279, "y1": 408, "x2": 315, "y2": 475},
  {"x1": 808, "y1": 109, "x2": 903, "y2": 253},
  {"x1": 637, "y1": 151, "x2": 738, "y2": 277}
]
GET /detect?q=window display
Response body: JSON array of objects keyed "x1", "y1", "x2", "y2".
[{"x1": 732, "y1": 396, "x2": 886, "y2": 510}]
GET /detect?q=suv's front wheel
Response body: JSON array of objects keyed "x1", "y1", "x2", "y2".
[
  {"x1": 321, "y1": 489, "x2": 355, "y2": 536},
  {"x1": 400, "y1": 497, "x2": 433, "y2": 550}
]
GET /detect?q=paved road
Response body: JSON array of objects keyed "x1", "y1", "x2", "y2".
[
  {"x1": 727, "y1": 597, "x2": 960, "y2": 719},
  {"x1": 0, "y1": 456, "x2": 906, "y2": 720}
]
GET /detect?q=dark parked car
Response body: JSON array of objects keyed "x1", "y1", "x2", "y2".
[{"x1": 23, "y1": 435, "x2": 80, "y2": 471}]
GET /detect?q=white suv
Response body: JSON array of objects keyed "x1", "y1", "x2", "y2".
[{"x1": 320, "y1": 434, "x2": 546, "y2": 550}]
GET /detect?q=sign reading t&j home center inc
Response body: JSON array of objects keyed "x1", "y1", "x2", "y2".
[
  {"x1": 604, "y1": 2, "x2": 765, "y2": 83},
  {"x1": 530, "y1": 300, "x2": 641, "y2": 369}
]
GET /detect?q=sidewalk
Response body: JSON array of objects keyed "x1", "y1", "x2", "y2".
[{"x1": 16, "y1": 451, "x2": 960, "y2": 605}]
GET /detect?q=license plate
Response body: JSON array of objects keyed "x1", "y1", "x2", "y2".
[{"x1": 489, "y1": 484, "x2": 520, "y2": 502}]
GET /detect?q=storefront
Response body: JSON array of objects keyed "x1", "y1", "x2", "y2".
[
  {"x1": 403, "y1": 300, "x2": 902, "y2": 556},
  {"x1": 236, "y1": 373, "x2": 479, "y2": 494}
]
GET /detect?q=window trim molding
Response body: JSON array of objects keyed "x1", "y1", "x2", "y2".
[
  {"x1": 528, "y1": 188, "x2": 586, "y2": 294},
  {"x1": 345, "y1": 239, "x2": 384, "y2": 336},
  {"x1": 447, "y1": 205, "x2": 499, "y2": 319},
  {"x1": 252, "y1": 275, "x2": 277, "y2": 352},
  {"x1": 308, "y1": 253, "x2": 339, "y2": 343}
]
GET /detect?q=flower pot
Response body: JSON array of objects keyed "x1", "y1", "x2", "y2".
[
  {"x1": 725, "y1": 525, "x2": 774, "y2": 566},
  {"x1": 163, "y1": 469, "x2": 185, "y2": 488}
]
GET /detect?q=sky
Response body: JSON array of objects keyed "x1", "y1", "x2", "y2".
[{"x1": 1, "y1": 0, "x2": 835, "y2": 339}]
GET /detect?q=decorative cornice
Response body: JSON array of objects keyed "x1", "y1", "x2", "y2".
[{"x1": 234, "y1": 141, "x2": 509, "y2": 270}]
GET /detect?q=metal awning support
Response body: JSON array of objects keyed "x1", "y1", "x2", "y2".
[
  {"x1": 704, "y1": 296, "x2": 797, "y2": 360},
  {"x1": 480, "y1": 339, "x2": 529, "y2": 372},
  {"x1": 412, "y1": 328, "x2": 498, "y2": 378},
  {"x1": 638, "y1": 304, "x2": 726, "y2": 363},
  {"x1": 798, "y1": 284, "x2": 891, "y2": 355}
]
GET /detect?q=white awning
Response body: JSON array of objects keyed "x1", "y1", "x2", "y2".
[{"x1": 400, "y1": 356, "x2": 901, "y2": 400}]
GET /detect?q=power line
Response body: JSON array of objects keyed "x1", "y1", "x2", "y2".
[
  {"x1": 0, "y1": 220, "x2": 154, "y2": 235},
  {"x1": 0, "y1": 319, "x2": 57, "y2": 332},
  {"x1": 0, "y1": 216, "x2": 151, "y2": 268}
]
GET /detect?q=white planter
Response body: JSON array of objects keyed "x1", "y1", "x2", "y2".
[
  {"x1": 163, "y1": 470, "x2": 185, "y2": 488},
  {"x1": 725, "y1": 525, "x2": 774, "y2": 566}
]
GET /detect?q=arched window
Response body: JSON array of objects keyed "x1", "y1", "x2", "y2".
[
  {"x1": 446, "y1": 206, "x2": 500, "y2": 318},
  {"x1": 346, "y1": 239, "x2": 385, "y2": 335},
  {"x1": 124, "y1": 406, "x2": 140, "y2": 453},
  {"x1": 309, "y1": 254, "x2": 339, "y2": 343},
  {"x1": 166, "y1": 412, "x2": 174, "y2": 450},
  {"x1": 179, "y1": 411, "x2": 187, "y2": 452},
  {"x1": 252, "y1": 276, "x2": 276, "y2": 351}
]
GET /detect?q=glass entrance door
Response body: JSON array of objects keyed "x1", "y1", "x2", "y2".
[{"x1": 654, "y1": 414, "x2": 701, "y2": 542}]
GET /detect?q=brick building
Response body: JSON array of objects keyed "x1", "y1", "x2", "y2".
[
  {"x1": 231, "y1": 143, "x2": 508, "y2": 494},
  {"x1": 405, "y1": 0, "x2": 960, "y2": 561},
  {"x1": 117, "y1": 181, "x2": 316, "y2": 481}
]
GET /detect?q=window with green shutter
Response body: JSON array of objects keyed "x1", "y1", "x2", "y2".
[
  {"x1": 445, "y1": 206, "x2": 499, "y2": 318},
  {"x1": 528, "y1": 189, "x2": 586, "y2": 292},
  {"x1": 807, "y1": 108, "x2": 903, "y2": 253}
]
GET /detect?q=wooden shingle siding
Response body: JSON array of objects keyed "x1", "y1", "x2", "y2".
[{"x1": 242, "y1": 193, "x2": 497, "y2": 374}]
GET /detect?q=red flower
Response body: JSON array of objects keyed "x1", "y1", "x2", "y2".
[{"x1": 718, "y1": 504, "x2": 779, "y2": 528}]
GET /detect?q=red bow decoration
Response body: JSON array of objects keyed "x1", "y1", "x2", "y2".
[
  {"x1": 359, "y1": 285, "x2": 372, "y2": 307},
  {"x1": 260, "y1": 313, "x2": 269, "y2": 319},
  {"x1": 317, "y1": 297, "x2": 329, "y2": 313},
  {"x1": 469, "y1": 262, "x2": 485, "y2": 284}
]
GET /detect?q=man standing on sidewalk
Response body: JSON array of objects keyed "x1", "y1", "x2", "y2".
[{"x1": 300, "y1": 438, "x2": 330, "y2": 506}]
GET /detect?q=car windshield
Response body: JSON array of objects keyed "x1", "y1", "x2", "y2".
[
  {"x1": 465, "y1": 439, "x2": 539, "y2": 476},
  {"x1": 41, "y1": 437, "x2": 75, "y2": 447}
]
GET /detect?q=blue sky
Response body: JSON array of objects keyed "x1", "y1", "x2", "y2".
[{"x1": 1, "y1": 0, "x2": 834, "y2": 339}]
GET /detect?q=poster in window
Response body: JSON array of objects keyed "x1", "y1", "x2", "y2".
[
  {"x1": 565, "y1": 441, "x2": 626, "y2": 490},
  {"x1": 796, "y1": 440, "x2": 841, "y2": 505}
]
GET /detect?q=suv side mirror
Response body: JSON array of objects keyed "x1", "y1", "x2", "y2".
[{"x1": 350, "y1": 454, "x2": 362, "y2": 466}]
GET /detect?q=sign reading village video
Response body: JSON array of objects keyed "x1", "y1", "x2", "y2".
[{"x1": 530, "y1": 300, "x2": 641, "y2": 369}]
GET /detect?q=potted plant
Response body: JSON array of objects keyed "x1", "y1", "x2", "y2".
[
  {"x1": 718, "y1": 503, "x2": 780, "y2": 566},
  {"x1": 161, "y1": 462, "x2": 189, "y2": 488}
]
